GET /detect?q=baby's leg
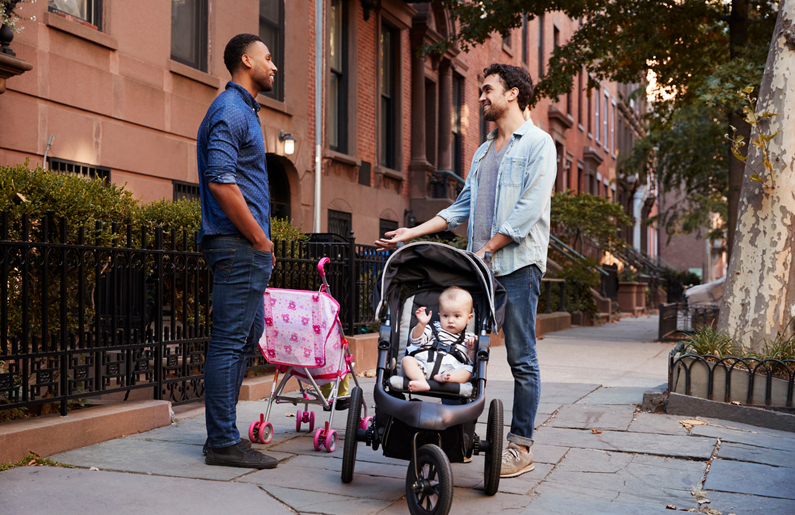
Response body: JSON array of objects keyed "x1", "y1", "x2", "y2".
[
  {"x1": 401, "y1": 356, "x2": 430, "y2": 392},
  {"x1": 434, "y1": 369, "x2": 472, "y2": 384}
]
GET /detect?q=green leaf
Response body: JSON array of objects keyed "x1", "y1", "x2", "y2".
[
  {"x1": 759, "y1": 131, "x2": 780, "y2": 142},
  {"x1": 742, "y1": 85, "x2": 755, "y2": 94},
  {"x1": 750, "y1": 174, "x2": 763, "y2": 182}
]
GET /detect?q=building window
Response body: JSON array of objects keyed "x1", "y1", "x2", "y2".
[
  {"x1": 260, "y1": 0, "x2": 285, "y2": 101},
  {"x1": 577, "y1": 71, "x2": 583, "y2": 127},
  {"x1": 329, "y1": 0, "x2": 348, "y2": 153},
  {"x1": 452, "y1": 74, "x2": 464, "y2": 177},
  {"x1": 594, "y1": 87, "x2": 600, "y2": 142},
  {"x1": 379, "y1": 219, "x2": 398, "y2": 239},
  {"x1": 603, "y1": 91, "x2": 609, "y2": 149},
  {"x1": 521, "y1": 13, "x2": 528, "y2": 64},
  {"x1": 171, "y1": 0, "x2": 208, "y2": 72},
  {"x1": 173, "y1": 181, "x2": 200, "y2": 202},
  {"x1": 48, "y1": 157, "x2": 110, "y2": 182},
  {"x1": 48, "y1": 0, "x2": 102, "y2": 29},
  {"x1": 611, "y1": 98, "x2": 616, "y2": 154},
  {"x1": 538, "y1": 14, "x2": 545, "y2": 78},
  {"x1": 328, "y1": 209, "x2": 352, "y2": 239},
  {"x1": 379, "y1": 24, "x2": 398, "y2": 170},
  {"x1": 587, "y1": 87, "x2": 592, "y2": 135}
]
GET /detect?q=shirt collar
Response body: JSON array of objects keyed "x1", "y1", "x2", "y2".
[
  {"x1": 486, "y1": 118, "x2": 535, "y2": 141},
  {"x1": 225, "y1": 81, "x2": 261, "y2": 113}
]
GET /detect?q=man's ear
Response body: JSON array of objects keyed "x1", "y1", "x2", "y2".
[
  {"x1": 508, "y1": 87, "x2": 519, "y2": 102},
  {"x1": 240, "y1": 53, "x2": 253, "y2": 70}
]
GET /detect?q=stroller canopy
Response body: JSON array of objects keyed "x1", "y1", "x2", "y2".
[{"x1": 373, "y1": 242, "x2": 507, "y2": 332}]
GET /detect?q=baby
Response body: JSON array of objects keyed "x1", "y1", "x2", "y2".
[{"x1": 402, "y1": 286, "x2": 476, "y2": 392}]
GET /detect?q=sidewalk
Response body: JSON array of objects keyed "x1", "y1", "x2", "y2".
[{"x1": 2, "y1": 315, "x2": 794, "y2": 514}]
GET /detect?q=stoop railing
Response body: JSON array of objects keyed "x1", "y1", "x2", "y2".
[{"x1": 0, "y1": 212, "x2": 386, "y2": 416}]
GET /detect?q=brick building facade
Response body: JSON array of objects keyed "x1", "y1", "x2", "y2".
[{"x1": 0, "y1": 0, "x2": 656, "y2": 258}]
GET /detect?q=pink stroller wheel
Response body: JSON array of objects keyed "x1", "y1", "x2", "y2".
[
  {"x1": 360, "y1": 416, "x2": 373, "y2": 431},
  {"x1": 325, "y1": 429, "x2": 338, "y2": 452},
  {"x1": 313, "y1": 428, "x2": 325, "y2": 451},
  {"x1": 308, "y1": 411, "x2": 315, "y2": 432},
  {"x1": 296, "y1": 410, "x2": 304, "y2": 432},
  {"x1": 258, "y1": 421, "x2": 273, "y2": 444},
  {"x1": 248, "y1": 420, "x2": 261, "y2": 443}
]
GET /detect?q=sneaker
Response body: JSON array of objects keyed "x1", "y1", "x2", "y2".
[
  {"x1": 205, "y1": 442, "x2": 278, "y2": 469},
  {"x1": 500, "y1": 442, "x2": 534, "y2": 478},
  {"x1": 203, "y1": 438, "x2": 251, "y2": 456}
]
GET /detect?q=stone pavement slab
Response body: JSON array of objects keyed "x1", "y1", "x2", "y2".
[
  {"x1": 575, "y1": 386, "x2": 649, "y2": 405},
  {"x1": 532, "y1": 426, "x2": 717, "y2": 459},
  {"x1": 48, "y1": 437, "x2": 292, "y2": 480},
  {"x1": 698, "y1": 416, "x2": 795, "y2": 440},
  {"x1": 536, "y1": 382, "x2": 600, "y2": 405},
  {"x1": 704, "y1": 459, "x2": 795, "y2": 500},
  {"x1": 521, "y1": 489, "x2": 691, "y2": 515},
  {"x1": 375, "y1": 487, "x2": 531, "y2": 515},
  {"x1": 718, "y1": 441, "x2": 795, "y2": 468},
  {"x1": 496, "y1": 462, "x2": 554, "y2": 495},
  {"x1": 265, "y1": 485, "x2": 395, "y2": 515},
  {"x1": 529, "y1": 482, "x2": 697, "y2": 513},
  {"x1": 0, "y1": 466, "x2": 294, "y2": 515},
  {"x1": 705, "y1": 491, "x2": 795, "y2": 514},
  {"x1": 527, "y1": 443, "x2": 569, "y2": 465},
  {"x1": 690, "y1": 423, "x2": 795, "y2": 451},
  {"x1": 627, "y1": 412, "x2": 690, "y2": 435},
  {"x1": 548, "y1": 404, "x2": 636, "y2": 431}
]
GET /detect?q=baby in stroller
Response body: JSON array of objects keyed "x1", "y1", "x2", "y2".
[{"x1": 402, "y1": 286, "x2": 476, "y2": 392}]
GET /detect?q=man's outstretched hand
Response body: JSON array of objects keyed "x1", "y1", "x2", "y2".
[{"x1": 374, "y1": 226, "x2": 414, "y2": 250}]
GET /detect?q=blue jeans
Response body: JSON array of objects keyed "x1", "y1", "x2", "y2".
[
  {"x1": 202, "y1": 235, "x2": 272, "y2": 448},
  {"x1": 498, "y1": 264, "x2": 542, "y2": 447}
]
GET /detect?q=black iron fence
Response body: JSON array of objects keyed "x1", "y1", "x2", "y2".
[
  {"x1": 658, "y1": 302, "x2": 721, "y2": 341},
  {"x1": 669, "y1": 342, "x2": 795, "y2": 408},
  {"x1": 0, "y1": 213, "x2": 386, "y2": 416}
]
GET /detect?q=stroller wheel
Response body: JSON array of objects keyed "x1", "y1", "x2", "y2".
[
  {"x1": 308, "y1": 411, "x2": 315, "y2": 432},
  {"x1": 296, "y1": 410, "x2": 304, "y2": 432},
  {"x1": 325, "y1": 429, "x2": 338, "y2": 452},
  {"x1": 483, "y1": 398, "x2": 504, "y2": 496},
  {"x1": 248, "y1": 420, "x2": 261, "y2": 444},
  {"x1": 313, "y1": 428, "x2": 324, "y2": 451},
  {"x1": 342, "y1": 386, "x2": 363, "y2": 483},
  {"x1": 406, "y1": 444, "x2": 453, "y2": 515},
  {"x1": 258, "y1": 422, "x2": 273, "y2": 444}
]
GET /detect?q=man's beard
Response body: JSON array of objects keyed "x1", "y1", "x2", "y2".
[{"x1": 483, "y1": 101, "x2": 506, "y2": 121}]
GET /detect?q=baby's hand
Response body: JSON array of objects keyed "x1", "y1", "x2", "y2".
[
  {"x1": 465, "y1": 335, "x2": 477, "y2": 349},
  {"x1": 415, "y1": 306, "x2": 432, "y2": 325}
]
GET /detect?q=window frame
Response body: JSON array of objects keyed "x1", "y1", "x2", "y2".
[
  {"x1": 328, "y1": 209, "x2": 352, "y2": 239},
  {"x1": 170, "y1": 0, "x2": 208, "y2": 73},
  {"x1": 48, "y1": 0, "x2": 102, "y2": 29},
  {"x1": 537, "y1": 14, "x2": 545, "y2": 79},
  {"x1": 173, "y1": 181, "x2": 200, "y2": 202},
  {"x1": 259, "y1": 0, "x2": 285, "y2": 102},
  {"x1": 329, "y1": 0, "x2": 349, "y2": 154},
  {"x1": 48, "y1": 157, "x2": 110, "y2": 182},
  {"x1": 603, "y1": 90, "x2": 610, "y2": 150},
  {"x1": 379, "y1": 22, "x2": 399, "y2": 170},
  {"x1": 452, "y1": 73, "x2": 464, "y2": 177}
]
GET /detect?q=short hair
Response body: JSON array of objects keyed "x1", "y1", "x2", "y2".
[
  {"x1": 224, "y1": 34, "x2": 263, "y2": 74},
  {"x1": 482, "y1": 63, "x2": 534, "y2": 112},
  {"x1": 439, "y1": 286, "x2": 473, "y2": 312}
]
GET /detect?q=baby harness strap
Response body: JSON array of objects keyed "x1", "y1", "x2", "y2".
[{"x1": 409, "y1": 323, "x2": 470, "y2": 379}]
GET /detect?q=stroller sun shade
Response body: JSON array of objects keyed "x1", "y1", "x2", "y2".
[{"x1": 373, "y1": 242, "x2": 507, "y2": 332}]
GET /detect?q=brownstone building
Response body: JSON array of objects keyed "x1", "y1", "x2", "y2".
[{"x1": 0, "y1": 0, "x2": 655, "y2": 257}]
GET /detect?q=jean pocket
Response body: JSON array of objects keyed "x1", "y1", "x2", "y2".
[{"x1": 204, "y1": 249, "x2": 236, "y2": 284}]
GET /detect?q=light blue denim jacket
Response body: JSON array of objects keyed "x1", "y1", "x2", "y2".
[{"x1": 437, "y1": 119, "x2": 557, "y2": 276}]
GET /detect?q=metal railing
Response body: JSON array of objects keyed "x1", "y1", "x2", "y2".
[
  {"x1": 0, "y1": 212, "x2": 386, "y2": 416},
  {"x1": 658, "y1": 302, "x2": 720, "y2": 342},
  {"x1": 669, "y1": 342, "x2": 795, "y2": 408}
]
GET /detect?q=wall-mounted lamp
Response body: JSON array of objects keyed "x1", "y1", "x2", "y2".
[
  {"x1": 279, "y1": 130, "x2": 296, "y2": 155},
  {"x1": 404, "y1": 209, "x2": 416, "y2": 228}
]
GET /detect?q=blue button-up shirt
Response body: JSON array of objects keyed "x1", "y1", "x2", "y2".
[
  {"x1": 437, "y1": 119, "x2": 557, "y2": 276},
  {"x1": 197, "y1": 81, "x2": 270, "y2": 242}
]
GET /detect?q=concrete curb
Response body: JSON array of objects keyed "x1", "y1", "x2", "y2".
[
  {"x1": 667, "y1": 392, "x2": 795, "y2": 433},
  {"x1": 0, "y1": 400, "x2": 172, "y2": 464}
]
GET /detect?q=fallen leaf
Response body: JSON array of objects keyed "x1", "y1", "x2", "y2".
[
  {"x1": 666, "y1": 505, "x2": 676, "y2": 510},
  {"x1": 698, "y1": 499, "x2": 710, "y2": 505},
  {"x1": 364, "y1": 370, "x2": 376, "y2": 378},
  {"x1": 679, "y1": 419, "x2": 707, "y2": 427},
  {"x1": 730, "y1": 401, "x2": 741, "y2": 405},
  {"x1": 285, "y1": 413, "x2": 295, "y2": 417},
  {"x1": 591, "y1": 429, "x2": 603, "y2": 434},
  {"x1": 538, "y1": 336, "x2": 545, "y2": 340},
  {"x1": 89, "y1": 467, "x2": 99, "y2": 471}
]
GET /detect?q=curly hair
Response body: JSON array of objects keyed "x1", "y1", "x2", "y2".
[
  {"x1": 224, "y1": 33, "x2": 263, "y2": 75},
  {"x1": 482, "y1": 64, "x2": 534, "y2": 112}
]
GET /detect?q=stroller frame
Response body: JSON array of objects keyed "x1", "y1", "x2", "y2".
[{"x1": 248, "y1": 258, "x2": 369, "y2": 453}]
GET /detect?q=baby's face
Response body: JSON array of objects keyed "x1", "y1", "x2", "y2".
[{"x1": 438, "y1": 299, "x2": 473, "y2": 334}]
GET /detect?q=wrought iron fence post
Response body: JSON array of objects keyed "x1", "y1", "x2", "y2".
[
  {"x1": 544, "y1": 281, "x2": 552, "y2": 314},
  {"x1": 348, "y1": 237, "x2": 356, "y2": 335},
  {"x1": 154, "y1": 227, "x2": 164, "y2": 400},
  {"x1": 60, "y1": 217, "x2": 69, "y2": 416}
]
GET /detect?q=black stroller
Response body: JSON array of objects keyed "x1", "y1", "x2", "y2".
[{"x1": 341, "y1": 242, "x2": 507, "y2": 515}]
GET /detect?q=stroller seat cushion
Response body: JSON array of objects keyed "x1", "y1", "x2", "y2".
[{"x1": 387, "y1": 375, "x2": 474, "y2": 398}]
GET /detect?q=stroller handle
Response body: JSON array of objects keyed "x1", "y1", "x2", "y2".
[{"x1": 318, "y1": 257, "x2": 331, "y2": 278}]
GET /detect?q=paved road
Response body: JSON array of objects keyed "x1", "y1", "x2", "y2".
[{"x1": 2, "y1": 316, "x2": 794, "y2": 515}]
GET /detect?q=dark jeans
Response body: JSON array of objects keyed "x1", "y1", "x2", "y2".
[
  {"x1": 498, "y1": 264, "x2": 542, "y2": 447},
  {"x1": 202, "y1": 235, "x2": 272, "y2": 448}
]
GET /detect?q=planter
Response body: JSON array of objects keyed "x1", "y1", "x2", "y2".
[
  {"x1": 670, "y1": 353, "x2": 795, "y2": 408},
  {"x1": 617, "y1": 281, "x2": 645, "y2": 316}
]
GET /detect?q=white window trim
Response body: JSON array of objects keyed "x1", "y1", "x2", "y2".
[{"x1": 603, "y1": 89, "x2": 610, "y2": 151}]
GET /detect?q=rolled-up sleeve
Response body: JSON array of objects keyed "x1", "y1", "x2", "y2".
[
  {"x1": 204, "y1": 106, "x2": 246, "y2": 184},
  {"x1": 497, "y1": 134, "x2": 557, "y2": 243}
]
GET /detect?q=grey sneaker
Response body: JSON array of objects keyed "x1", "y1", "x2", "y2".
[{"x1": 500, "y1": 442, "x2": 534, "y2": 478}]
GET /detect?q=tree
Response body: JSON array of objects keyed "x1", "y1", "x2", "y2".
[
  {"x1": 550, "y1": 191, "x2": 632, "y2": 253},
  {"x1": 433, "y1": 0, "x2": 777, "y2": 255},
  {"x1": 717, "y1": 0, "x2": 795, "y2": 352}
]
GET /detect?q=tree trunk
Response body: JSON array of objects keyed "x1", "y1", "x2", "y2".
[{"x1": 718, "y1": 1, "x2": 795, "y2": 352}]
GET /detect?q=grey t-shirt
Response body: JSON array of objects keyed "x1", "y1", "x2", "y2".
[{"x1": 472, "y1": 141, "x2": 508, "y2": 253}]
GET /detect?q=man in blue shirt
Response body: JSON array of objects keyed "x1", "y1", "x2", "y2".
[
  {"x1": 199, "y1": 34, "x2": 279, "y2": 469},
  {"x1": 376, "y1": 64, "x2": 556, "y2": 478}
]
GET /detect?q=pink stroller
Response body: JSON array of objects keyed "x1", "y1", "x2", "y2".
[{"x1": 247, "y1": 258, "x2": 370, "y2": 452}]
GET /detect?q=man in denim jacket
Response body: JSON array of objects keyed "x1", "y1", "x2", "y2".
[{"x1": 376, "y1": 64, "x2": 556, "y2": 478}]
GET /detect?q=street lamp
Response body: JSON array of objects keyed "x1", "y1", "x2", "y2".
[{"x1": 279, "y1": 130, "x2": 296, "y2": 155}]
